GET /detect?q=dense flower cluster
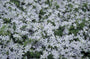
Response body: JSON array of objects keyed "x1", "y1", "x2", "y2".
[{"x1": 0, "y1": 0, "x2": 90, "y2": 59}]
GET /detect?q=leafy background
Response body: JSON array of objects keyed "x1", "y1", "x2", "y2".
[{"x1": 0, "y1": 0, "x2": 90, "y2": 59}]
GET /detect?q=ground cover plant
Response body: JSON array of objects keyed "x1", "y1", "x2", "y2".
[{"x1": 0, "y1": 0, "x2": 90, "y2": 59}]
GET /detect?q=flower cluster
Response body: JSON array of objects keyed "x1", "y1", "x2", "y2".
[{"x1": 0, "y1": 0, "x2": 90, "y2": 59}]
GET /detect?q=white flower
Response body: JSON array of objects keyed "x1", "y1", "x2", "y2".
[
  {"x1": 74, "y1": 4, "x2": 79, "y2": 8},
  {"x1": 52, "y1": 50, "x2": 59, "y2": 59},
  {"x1": 41, "y1": 50, "x2": 49, "y2": 59}
]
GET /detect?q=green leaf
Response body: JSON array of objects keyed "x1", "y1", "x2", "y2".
[
  {"x1": 6, "y1": 51, "x2": 9, "y2": 55},
  {"x1": 10, "y1": 0, "x2": 25, "y2": 11},
  {"x1": 0, "y1": 25, "x2": 10, "y2": 35},
  {"x1": 74, "y1": 8, "x2": 79, "y2": 12},
  {"x1": 13, "y1": 22, "x2": 16, "y2": 30},
  {"x1": 47, "y1": 20, "x2": 56, "y2": 26},
  {"x1": 10, "y1": 0, "x2": 20, "y2": 7},
  {"x1": 56, "y1": 5, "x2": 60, "y2": 9},
  {"x1": 23, "y1": 39, "x2": 32, "y2": 46},
  {"x1": 3, "y1": 18, "x2": 11, "y2": 23},
  {"x1": 20, "y1": 25, "x2": 27, "y2": 30},
  {"x1": 47, "y1": 54, "x2": 54, "y2": 59},
  {"x1": 54, "y1": 26, "x2": 64, "y2": 36},
  {"x1": 69, "y1": 25, "x2": 78, "y2": 36},
  {"x1": 23, "y1": 51, "x2": 42, "y2": 59},
  {"x1": 68, "y1": 4, "x2": 73, "y2": 8}
]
